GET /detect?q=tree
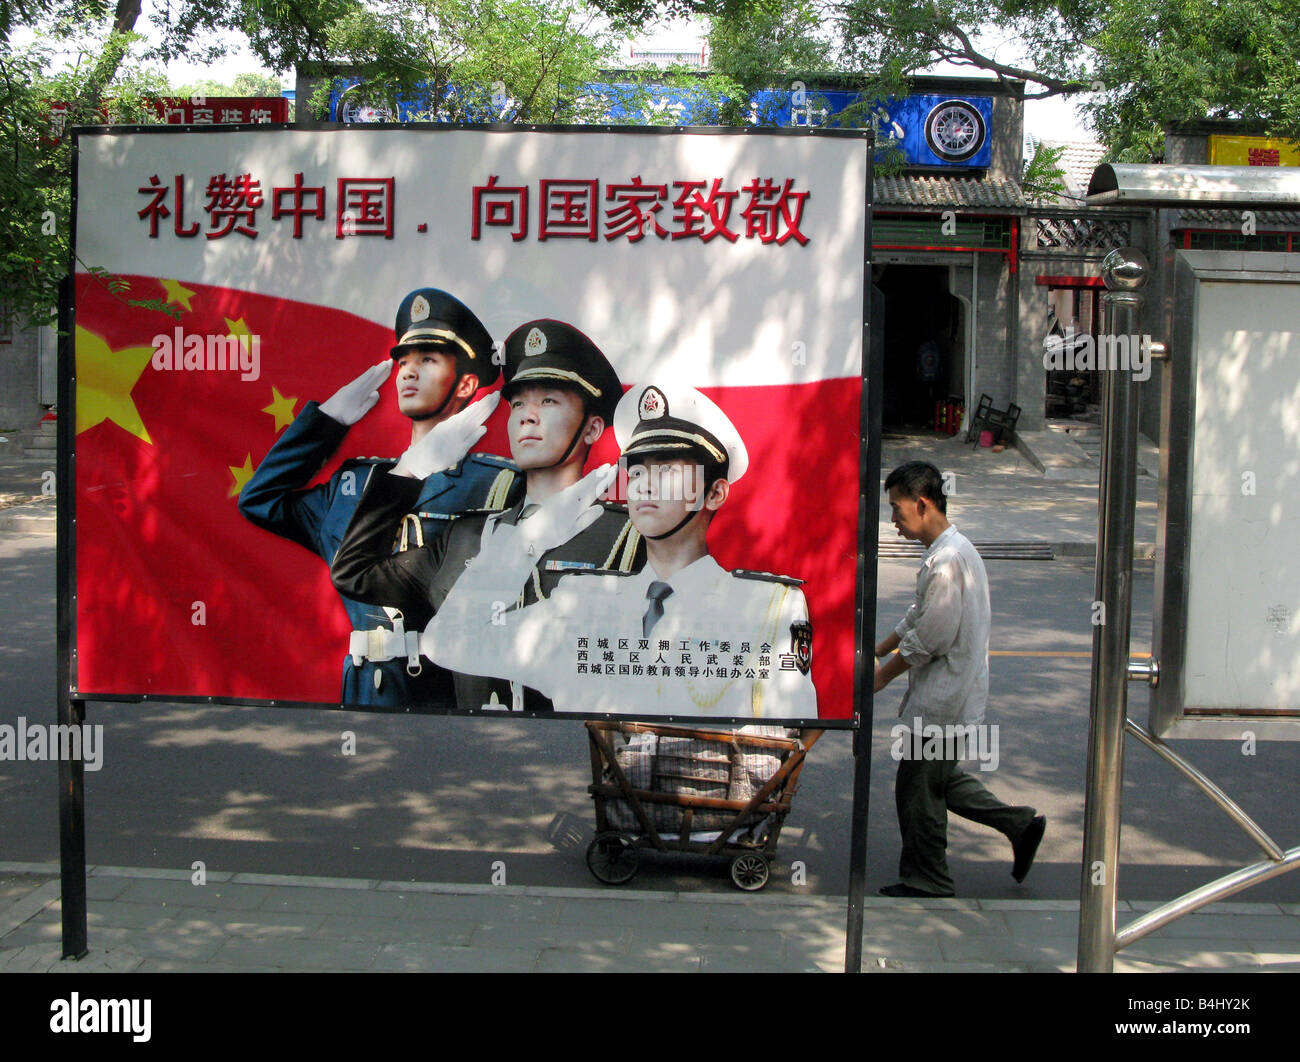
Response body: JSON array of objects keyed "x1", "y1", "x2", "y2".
[
  {"x1": 311, "y1": 0, "x2": 621, "y2": 123},
  {"x1": 0, "y1": 29, "x2": 170, "y2": 327}
]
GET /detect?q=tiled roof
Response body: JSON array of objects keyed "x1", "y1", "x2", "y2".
[
  {"x1": 874, "y1": 175, "x2": 1029, "y2": 210},
  {"x1": 1174, "y1": 207, "x2": 1300, "y2": 227},
  {"x1": 1042, "y1": 139, "x2": 1108, "y2": 198}
]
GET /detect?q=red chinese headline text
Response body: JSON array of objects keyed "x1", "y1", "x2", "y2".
[
  {"x1": 136, "y1": 173, "x2": 395, "y2": 240},
  {"x1": 472, "y1": 175, "x2": 811, "y2": 245}
]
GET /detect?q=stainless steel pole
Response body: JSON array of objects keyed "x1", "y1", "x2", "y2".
[{"x1": 1077, "y1": 248, "x2": 1148, "y2": 973}]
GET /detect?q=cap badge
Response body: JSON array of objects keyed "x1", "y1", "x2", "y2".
[
  {"x1": 410, "y1": 295, "x2": 430, "y2": 324},
  {"x1": 524, "y1": 327, "x2": 548, "y2": 357},
  {"x1": 638, "y1": 386, "x2": 667, "y2": 421}
]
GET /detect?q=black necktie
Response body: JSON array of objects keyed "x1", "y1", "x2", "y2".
[{"x1": 642, "y1": 581, "x2": 674, "y2": 638}]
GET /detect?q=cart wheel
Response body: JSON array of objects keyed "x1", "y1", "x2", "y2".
[
  {"x1": 586, "y1": 832, "x2": 640, "y2": 885},
  {"x1": 730, "y1": 852, "x2": 770, "y2": 891}
]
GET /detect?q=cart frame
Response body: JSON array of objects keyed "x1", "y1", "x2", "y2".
[{"x1": 584, "y1": 720, "x2": 823, "y2": 889}]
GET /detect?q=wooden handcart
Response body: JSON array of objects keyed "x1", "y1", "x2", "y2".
[{"x1": 584, "y1": 720, "x2": 822, "y2": 891}]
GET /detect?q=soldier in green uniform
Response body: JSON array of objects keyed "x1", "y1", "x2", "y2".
[{"x1": 331, "y1": 319, "x2": 644, "y2": 712}]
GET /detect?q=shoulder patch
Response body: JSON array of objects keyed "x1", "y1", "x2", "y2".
[{"x1": 732, "y1": 568, "x2": 804, "y2": 587}]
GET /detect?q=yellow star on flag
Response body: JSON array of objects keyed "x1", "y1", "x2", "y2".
[
  {"x1": 160, "y1": 278, "x2": 196, "y2": 312},
  {"x1": 225, "y1": 317, "x2": 254, "y2": 353},
  {"x1": 75, "y1": 326, "x2": 155, "y2": 443},
  {"x1": 228, "y1": 454, "x2": 256, "y2": 498},
  {"x1": 262, "y1": 387, "x2": 298, "y2": 432}
]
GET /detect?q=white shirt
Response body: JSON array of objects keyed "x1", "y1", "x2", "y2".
[
  {"x1": 893, "y1": 525, "x2": 990, "y2": 727},
  {"x1": 425, "y1": 552, "x2": 818, "y2": 719}
]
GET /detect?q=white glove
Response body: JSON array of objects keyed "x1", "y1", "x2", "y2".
[
  {"x1": 320, "y1": 360, "x2": 392, "y2": 426},
  {"x1": 425, "y1": 462, "x2": 617, "y2": 649},
  {"x1": 391, "y1": 392, "x2": 499, "y2": 479},
  {"x1": 512, "y1": 462, "x2": 617, "y2": 558}
]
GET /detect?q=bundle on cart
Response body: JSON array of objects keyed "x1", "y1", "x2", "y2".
[{"x1": 584, "y1": 721, "x2": 821, "y2": 890}]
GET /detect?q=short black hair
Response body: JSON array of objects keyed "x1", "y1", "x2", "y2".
[{"x1": 884, "y1": 461, "x2": 947, "y2": 514}]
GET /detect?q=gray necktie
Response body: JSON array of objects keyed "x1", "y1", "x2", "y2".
[{"x1": 642, "y1": 581, "x2": 674, "y2": 638}]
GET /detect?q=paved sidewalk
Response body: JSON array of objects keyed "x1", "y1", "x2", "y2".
[
  {"x1": 3, "y1": 863, "x2": 1296, "y2": 973},
  {"x1": 878, "y1": 433, "x2": 1159, "y2": 557}
]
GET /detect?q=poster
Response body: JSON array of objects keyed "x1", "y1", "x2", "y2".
[{"x1": 72, "y1": 125, "x2": 869, "y2": 723}]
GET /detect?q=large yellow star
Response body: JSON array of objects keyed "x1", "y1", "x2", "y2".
[
  {"x1": 228, "y1": 454, "x2": 256, "y2": 497},
  {"x1": 160, "y1": 278, "x2": 196, "y2": 312},
  {"x1": 75, "y1": 326, "x2": 155, "y2": 443},
  {"x1": 261, "y1": 387, "x2": 298, "y2": 432}
]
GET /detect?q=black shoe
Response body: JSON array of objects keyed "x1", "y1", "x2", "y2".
[
  {"x1": 878, "y1": 883, "x2": 952, "y2": 898},
  {"x1": 1012, "y1": 814, "x2": 1046, "y2": 883}
]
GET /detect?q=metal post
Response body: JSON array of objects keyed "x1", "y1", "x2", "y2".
[
  {"x1": 55, "y1": 271, "x2": 89, "y2": 959},
  {"x1": 1077, "y1": 248, "x2": 1148, "y2": 972}
]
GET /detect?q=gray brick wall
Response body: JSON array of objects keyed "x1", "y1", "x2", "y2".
[{"x1": 0, "y1": 325, "x2": 44, "y2": 430}]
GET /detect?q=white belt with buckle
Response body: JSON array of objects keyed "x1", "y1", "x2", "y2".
[{"x1": 349, "y1": 609, "x2": 423, "y2": 678}]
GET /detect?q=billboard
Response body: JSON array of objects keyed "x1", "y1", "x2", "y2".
[{"x1": 71, "y1": 126, "x2": 869, "y2": 724}]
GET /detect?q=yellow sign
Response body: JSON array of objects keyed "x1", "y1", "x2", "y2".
[{"x1": 1208, "y1": 135, "x2": 1300, "y2": 167}]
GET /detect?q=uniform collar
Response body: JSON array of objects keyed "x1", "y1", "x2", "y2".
[{"x1": 640, "y1": 553, "x2": 724, "y2": 597}]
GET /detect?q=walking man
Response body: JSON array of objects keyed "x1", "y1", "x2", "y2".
[{"x1": 874, "y1": 460, "x2": 1045, "y2": 897}]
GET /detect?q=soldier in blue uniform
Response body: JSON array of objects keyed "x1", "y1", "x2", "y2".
[
  {"x1": 238, "y1": 288, "x2": 519, "y2": 708},
  {"x1": 331, "y1": 319, "x2": 645, "y2": 712}
]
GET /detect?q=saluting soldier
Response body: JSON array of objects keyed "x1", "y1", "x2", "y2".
[
  {"x1": 331, "y1": 319, "x2": 644, "y2": 712},
  {"x1": 238, "y1": 287, "x2": 518, "y2": 708},
  {"x1": 423, "y1": 382, "x2": 818, "y2": 720}
]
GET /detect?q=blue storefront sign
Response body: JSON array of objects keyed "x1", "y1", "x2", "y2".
[{"x1": 328, "y1": 81, "x2": 992, "y2": 169}]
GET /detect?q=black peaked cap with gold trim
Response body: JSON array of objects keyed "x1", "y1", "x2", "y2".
[
  {"x1": 615, "y1": 383, "x2": 749, "y2": 483},
  {"x1": 391, "y1": 288, "x2": 499, "y2": 387},
  {"x1": 501, "y1": 319, "x2": 622, "y2": 424}
]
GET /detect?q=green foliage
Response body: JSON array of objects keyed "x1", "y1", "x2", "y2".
[
  {"x1": 1021, "y1": 141, "x2": 1067, "y2": 202},
  {"x1": 0, "y1": 31, "x2": 170, "y2": 327},
  {"x1": 1085, "y1": 0, "x2": 1300, "y2": 160},
  {"x1": 308, "y1": 0, "x2": 619, "y2": 123}
]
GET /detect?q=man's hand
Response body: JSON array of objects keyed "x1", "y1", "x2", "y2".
[
  {"x1": 391, "y1": 392, "x2": 500, "y2": 480},
  {"x1": 516, "y1": 463, "x2": 617, "y2": 557},
  {"x1": 320, "y1": 360, "x2": 392, "y2": 426}
]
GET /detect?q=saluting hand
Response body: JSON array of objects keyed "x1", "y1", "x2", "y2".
[
  {"x1": 392, "y1": 392, "x2": 499, "y2": 480},
  {"x1": 320, "y1": 360, "x2": 392, "y2": 426},
  {"x1": 517, "y1": 463, "x2": 617, "y2": 558}
]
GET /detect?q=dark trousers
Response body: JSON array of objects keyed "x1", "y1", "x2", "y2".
[{"x1": 895, "y1": 752, "x2": 1036, "y2": 896}]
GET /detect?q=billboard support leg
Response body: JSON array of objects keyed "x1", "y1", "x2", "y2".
[
  {"x1": 58, "y1": 696, "x2": 89, "y2": 960},
  {"x1": 844, "y1": 725, "x2": 871, "y2": 972}
]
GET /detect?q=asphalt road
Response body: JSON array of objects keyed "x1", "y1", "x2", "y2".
[{"x1": 1, "y1": 531, "x2": 1297, "y2": 903}]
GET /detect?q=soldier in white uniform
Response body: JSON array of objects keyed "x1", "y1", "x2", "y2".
[{"x1": 422, "y1": 383, "x2": 817, "y2": 720}]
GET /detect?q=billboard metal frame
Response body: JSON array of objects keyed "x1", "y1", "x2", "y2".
[{"x1": 59, "y1": 122, "x2": 880, "y2": 969}]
